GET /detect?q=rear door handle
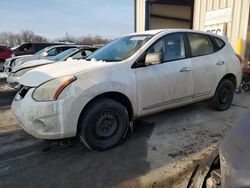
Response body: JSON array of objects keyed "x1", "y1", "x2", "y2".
[
  {"x1": 180, "y1": 67, "x2": 191, "y2": 72},
  {"x1": 216, "y1": 61, "x2": 225, "y2": 65}
]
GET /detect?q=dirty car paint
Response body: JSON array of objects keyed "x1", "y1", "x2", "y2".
[{"x1": 220, "y1": 110, "x2": 250, "y2": 187}]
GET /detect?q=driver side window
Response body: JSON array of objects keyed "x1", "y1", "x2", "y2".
[{"x1": 147, "y1": 33, "x2": 186, "y2": 62}]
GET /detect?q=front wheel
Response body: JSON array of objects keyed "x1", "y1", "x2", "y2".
[
  {"x1": 209, "y1": 79, "x2": 234, "y2": 111},
  {"x1": 78, "y1": 98, "x2": 129, "y2": 151}
]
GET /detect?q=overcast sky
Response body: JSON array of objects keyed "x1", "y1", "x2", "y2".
[{"x1": 0, "y1": 0, "x2": 134, "y2": 39}]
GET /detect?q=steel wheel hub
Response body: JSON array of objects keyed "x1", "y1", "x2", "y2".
[
  {"x1": 220, "y1": 88, "x2": 229, "y2": 104},
  {"x1": 93, "y1": 111, "x2": 118, "y2": 139}
]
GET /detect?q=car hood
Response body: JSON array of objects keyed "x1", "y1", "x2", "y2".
[
  {"x1": 12, "y1": 59, "x2": 54, "y2": 72},
  {"x1": 14, "y1": 54, "x2": 47, "y2": 66},
  {"x1": 19, "y1": 59, "x2": 110, "y2": 87},
  {"x1": 219, "y1": 109, "x2": 250, "y2": 187},
  {"x1": 5, "y1": 55, "x2": 32, "y2": 64},
  {"x1": 8, "y1": 54, "x2": 33, "y2": 60}
]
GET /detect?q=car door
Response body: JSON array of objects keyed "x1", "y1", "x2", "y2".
[
  {"x1": 187, "y1": 33, "x2": 226, "y2": 99},
  {"x1": 135, "y1": 33, "x2": 193, "y2": 116}
]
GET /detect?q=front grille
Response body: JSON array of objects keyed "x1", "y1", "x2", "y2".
[{"x1": 18, "y1": 85, "x2": 31, "y2": 99}]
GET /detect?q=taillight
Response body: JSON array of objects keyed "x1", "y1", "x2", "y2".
[{"x1": 235, "y1": 53, "x2": 243, "y2": 64}]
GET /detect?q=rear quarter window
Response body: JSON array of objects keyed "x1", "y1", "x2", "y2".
[
  {"x1": 187, "y1": 33, "x2": 215, "y2": 57},
  {"x1": 212, "y1": 37, "x2": 226, "y2": 50}
]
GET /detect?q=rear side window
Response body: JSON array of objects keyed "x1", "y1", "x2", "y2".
[
  {"x1": 187, "y1": 33, "x2": 215, "y2": 57},
  {"x1": 0, "y1": 47, "x2": 4, "y2": 52},
  {"x1": 213, "y1": 37, "x2": 225, "y2": 50}
]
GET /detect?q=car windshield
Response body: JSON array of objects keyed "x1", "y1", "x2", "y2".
[
  {"x1": 51, "y1": 48, "x2": 78, "y2": 61},
  {"x1": 86, "y1": 35, "x2": 152, "y2": 62},
  {"x1": 11, "y1": 45, "x2": 20, "y2": 50}
]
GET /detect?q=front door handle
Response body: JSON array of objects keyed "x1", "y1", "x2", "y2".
[
  {"x1": 180, "y1": 67, "x2": 191, "y2": 72},
  {"x1": 216, "y1": 61, "x2": 225, "y2": 65}
]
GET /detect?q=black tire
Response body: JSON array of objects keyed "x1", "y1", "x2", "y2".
[
  {"x1": 209, "y1": 79, "x2": 234, "y2": 111},
  {"x1": 78, "y1": 98, "x2": 129, "y2": 151}
]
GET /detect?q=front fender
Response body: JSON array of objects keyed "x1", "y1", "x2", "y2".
[{"x1": 58, "y1": 78, "x2": 136, "y2": 136}]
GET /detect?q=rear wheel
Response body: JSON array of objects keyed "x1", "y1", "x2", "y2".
[
  {"x1": 209, "y1": 79, "x2": 234, "y2": 111},
  {"x1": 78, "y1": 98, "x2": 129, "y2": 151}
]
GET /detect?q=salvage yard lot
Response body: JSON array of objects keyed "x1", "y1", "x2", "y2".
[{"x1": 0, "y1": 76, "x2": 249, "y2": 188}]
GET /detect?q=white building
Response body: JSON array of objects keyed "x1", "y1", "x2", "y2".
[{"x1": 135, "y1": 0, "x2": 250, "y2": 63}]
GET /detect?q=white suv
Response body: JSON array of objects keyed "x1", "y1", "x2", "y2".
[{"x1": 11, "y1": 29, "x2": 242, "y2": 151}]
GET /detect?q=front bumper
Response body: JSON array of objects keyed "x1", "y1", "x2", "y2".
[{"x1": 11, "y1": 88, "x2": 76, "y2": 139}]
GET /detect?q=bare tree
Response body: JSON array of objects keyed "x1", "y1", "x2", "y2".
[
  {"x1": 0, "y1": 30, "x2": 48, "y2": 47},
  {"x1": 20, "y1": 30, "x2": 34, "y2": 43},
  {"x1": 54, "y1": 34, "x2": 110, "y2": 45},
  {"x1": 0, "y1": 30, "x2": 110, "y2": 47},
  {"x1": 78, "y1": 35, "x2": 110, "y2": 45}
]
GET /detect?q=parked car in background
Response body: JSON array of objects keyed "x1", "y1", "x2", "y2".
[
  {"x1": 11, "y1": 42, "x2": 62, "y2": 56},
  {"x1": 4, "y1": 45, "x2": 81, "y2": 74},
  {"x1": 188, "y1": 110, "x2": 250, "y2": 188},
  {"x1": 11, "y1": 29, "x2": 241, "y2": 151},
  {"x1": 0, "y1": 45, "x2": 14, "y2": 72},
  {"x1": 7, "y1": 46, "x2": 98, "y2": 88}
]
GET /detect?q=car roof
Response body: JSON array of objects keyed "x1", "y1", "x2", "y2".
[
  {"x1": 129, "y1": 29, "x2": 165, "y2": 36},
  {"x1": 129, "y1": 29, "x2": 227, "y2": 41},
  {"x1": 45, "y1": 44, "x2": 82, "y2": 49}
]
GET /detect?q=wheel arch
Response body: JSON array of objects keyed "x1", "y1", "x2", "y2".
[
  {"x1": 77, "y1": 91, "x2": 134, "y2": 131},
  {"x1": 221, "y1": 73, "x2": 237, "y2": 89},
  {"x1": 211, "y1": 73, "x2": 237, "y2": 98}
]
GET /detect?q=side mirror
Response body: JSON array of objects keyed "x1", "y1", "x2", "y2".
[
  {"x1": 145, "y1": 53, "x2": 163, "y2": 66},
  {"x1": 66, "y1": 57, "x2": 74, "y2": 61}
]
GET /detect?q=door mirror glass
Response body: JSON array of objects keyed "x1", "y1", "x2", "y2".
[{"x1": 145, "y1": 53, "x2": 163, "y2": 66}]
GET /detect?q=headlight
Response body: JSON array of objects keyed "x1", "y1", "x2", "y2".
[
  {"x1": 32, "y1": 76, "x2": 76, "y2": 101},
  {"x1": 13, "y1": 67, "x2": 34, "y2": 77},
  {"x1": 14, "y1": 59, "x2": 23, "y2": 67}
]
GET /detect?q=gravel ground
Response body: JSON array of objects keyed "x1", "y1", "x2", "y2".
[
  {"x1": 124, "y1": 93, "x2": 250, "y2": 187},
  {"x1": 0, "y1": 77, "x2": 249, "y2": 187}
]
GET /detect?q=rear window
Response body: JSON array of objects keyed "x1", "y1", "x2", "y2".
[
  {"x1": 187, "y1": 33, "x2": 215, "y2": 57},
  {"x1": 213, "y1": 37, "x2": 225, "y2": 50}
]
